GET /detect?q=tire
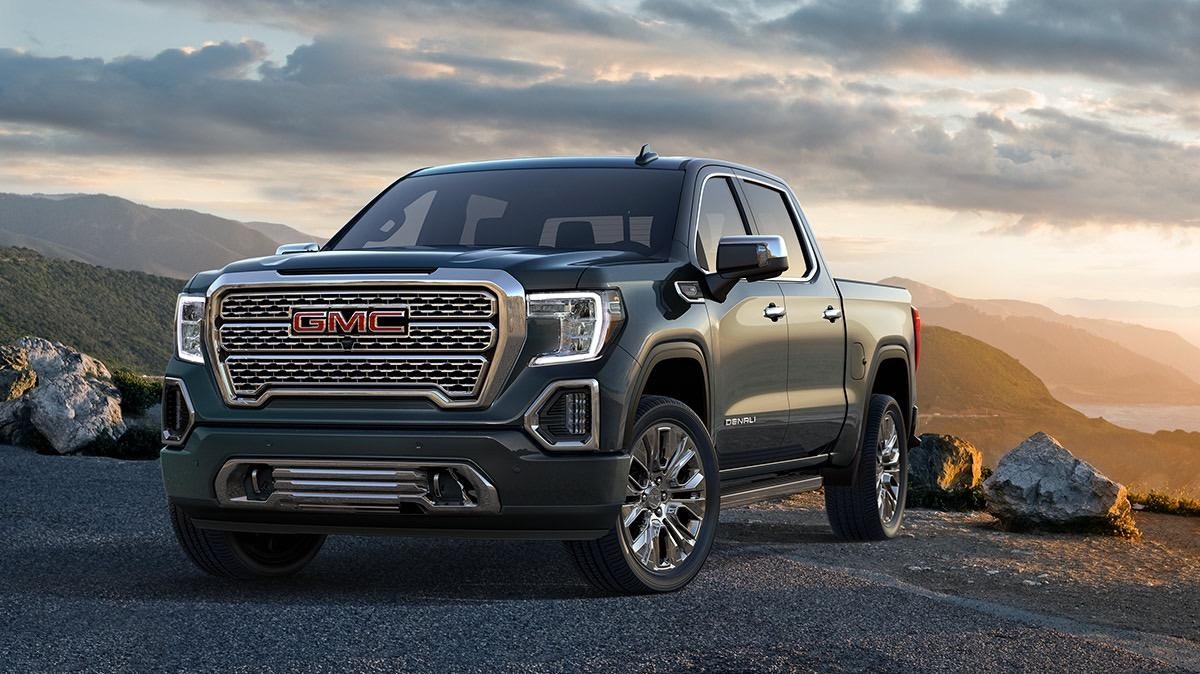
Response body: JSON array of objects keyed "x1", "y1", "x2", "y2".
[
  {"x1": 169, "y1": 502, "x2": 326, "y2": 579},
  {"x1": 566, "y1": 396, "x2": 720, "y2": 594},
  {"x1": 825, "y1": 394, "x2": 908, "y2": 541}
]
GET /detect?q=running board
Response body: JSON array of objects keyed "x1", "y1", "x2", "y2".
[{"x1": 721, "y1": 474, "x2": 823, "y2": 508}]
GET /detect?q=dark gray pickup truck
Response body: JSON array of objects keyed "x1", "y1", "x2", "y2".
[{"x1": 161, "y1": 149, "x2": 920, "y2": 594}]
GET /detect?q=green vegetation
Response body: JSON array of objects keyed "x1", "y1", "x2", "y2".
[
  {"x1": 112, "y1": 369, "x2": 163, "y2": 416},
  {"x1": 1130, "y1": 491, "x2": 1200, "y2": 517},
  {"x1": 0, "y1": 247, "x2": 179, "y2": 373}
]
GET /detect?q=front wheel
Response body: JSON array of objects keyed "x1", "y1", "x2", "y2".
[
  {"x1": 825, "y1": 394, "x2": 908, "y2": 541},
  {"x1": 566, "y1": 396, "x2": 719, "y2": 594},
  {"x1": 169, "y1": 502, "x2": 326, "y2": 579}
]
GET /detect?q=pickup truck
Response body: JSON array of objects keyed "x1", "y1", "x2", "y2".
[{"x1": 161, "y1": 148, "x2": 920, "y2": 594}]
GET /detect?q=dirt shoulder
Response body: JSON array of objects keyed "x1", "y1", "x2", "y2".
[{"x1": 722, "y1": 491, "x2": 1200, "y2": 644}]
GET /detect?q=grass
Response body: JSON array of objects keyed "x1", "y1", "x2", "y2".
[{"x1": 1129, "y1": 490, "x2": 1200, "y2": 517}]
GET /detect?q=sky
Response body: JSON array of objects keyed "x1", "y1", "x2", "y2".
[{"x1": 0, "y1": 0, "x2": 1198, "y2": 326}]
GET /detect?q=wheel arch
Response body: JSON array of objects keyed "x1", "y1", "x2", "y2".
[
  {"x1": 823, "y1": 342, "x2": 913, "y2": 486},
  {"x1": 622, "y1": 341, "x2": 711, "y2": 447}
]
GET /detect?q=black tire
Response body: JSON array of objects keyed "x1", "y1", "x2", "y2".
[
  {"x1": 169, "y1": 502, "x2": 326, "y2": 579},
  {"x1": 825, "y1": 394, "x2": 908, "y2": 541},
  {"x1": 566, "y1": 396, "x2": 720, "y2": 594}
]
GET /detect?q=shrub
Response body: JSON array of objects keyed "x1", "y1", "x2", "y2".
[
  {"x1": 112, "y1": 369, "x2": 162, "y2": 417},
  {"x1": 1129, "y1": 491, "x2": 1200, "y2": 517}
]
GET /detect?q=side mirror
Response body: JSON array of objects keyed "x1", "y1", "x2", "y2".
[
  {"x1": 705, "y1": 235, "x2": 789, "y2": 302},
  {"x1": 275, "y1": 242, "x2": 320, "y2": 255}
]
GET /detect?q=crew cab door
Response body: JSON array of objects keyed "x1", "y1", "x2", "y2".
[
  {"x1": 738, "y1": 173, "x2": 848, "y2": 455},
  {"x1": 693, "y1": 170, "x2": 791, "y2": 464}
]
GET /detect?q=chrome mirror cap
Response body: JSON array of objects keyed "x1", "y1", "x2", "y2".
[{"x1": 275, "y1": 242, "x2": 320, "y2": 255}]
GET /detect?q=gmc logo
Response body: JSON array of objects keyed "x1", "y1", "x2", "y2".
[{"x1": 290, "y1": 307, "x2": 409, "y2": 335}]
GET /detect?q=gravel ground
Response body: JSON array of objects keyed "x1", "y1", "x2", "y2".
[{"x1": 1, "y1": 446, "x2": 1197, "y2": 673}]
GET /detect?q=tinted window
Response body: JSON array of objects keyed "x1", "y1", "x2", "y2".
[
  {"x1": 742, "y1": 182, "x2": 812, "y2": 277},
  {"x1": 330, "y1": 168, "x2": 684, "y2": 257},
  {"x1": 694, "y1": 177, "x2": 750, "y2": 271}
]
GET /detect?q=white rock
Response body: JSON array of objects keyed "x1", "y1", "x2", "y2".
[
  {"x1": 983, "y1": 432, "x2": 1132, "y2": 531},
  {"x1": 0, "y1": 337, "x2": 125, "y2": 453}
]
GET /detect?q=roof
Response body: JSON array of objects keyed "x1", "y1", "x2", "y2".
[{"x1": 411, "y1": 155, "x2": 692, "y2": 176}]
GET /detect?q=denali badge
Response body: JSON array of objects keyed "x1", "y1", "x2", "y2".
[
  {"x1": 724, "y1": 416, "x2": 757, "y2": 426},
  {"x1": 290, "y1": 306, "x2": 409, "y2": 336}
]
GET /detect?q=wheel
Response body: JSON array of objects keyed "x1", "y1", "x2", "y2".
[
  {"x1": 825, "y1": 394, "x2": 908, "y2": 541},
  {"x1": 566, "y1": 396, "x2": 719, "y2": 594},
  {"x1": 169, "y1": 502, "x2": 325, "y2": 579}
]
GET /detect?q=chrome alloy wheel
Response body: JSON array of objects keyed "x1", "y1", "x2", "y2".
[
  {"x1": 620, "y1": 423, "x2": 707, "y2": 573},
  {"x1": 876, "y1": 411, "x2": 902, "y2": 525}
]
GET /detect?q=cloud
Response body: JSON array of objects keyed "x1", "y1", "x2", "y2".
[{"x1": 2, "y1": 36, "x2": 1198, "y2": 229}]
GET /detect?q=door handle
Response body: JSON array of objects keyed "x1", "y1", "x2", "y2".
[
  {"x1": 822, "y1": 305, "x2": 843, "y2": 323},
  {"x1": 764, "y1": 303, "x2": 786, "y2": 321}
]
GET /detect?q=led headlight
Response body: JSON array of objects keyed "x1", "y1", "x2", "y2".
[
  {"x1": 529, "y1": 290, "x2": 624, "y2": 365},
  {"x1": 175, "y1": 294, "x2": 206, "y2": 364}
]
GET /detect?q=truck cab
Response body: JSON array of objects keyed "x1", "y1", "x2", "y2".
[{"x1": 161, "y1": 151, "x2": 919, "y2": 594}]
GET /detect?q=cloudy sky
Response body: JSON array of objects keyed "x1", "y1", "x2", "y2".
[{"x1": 1, "y1": 0, "x2": 1198, "y2": 322}]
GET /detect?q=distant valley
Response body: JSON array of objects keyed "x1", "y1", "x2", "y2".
[
  {"x1": 885, "y1": 277, "x2": 1200, "y2": 405},
  {"x1": 0, "y1": 193, "x2": 322, "y2": 279}
]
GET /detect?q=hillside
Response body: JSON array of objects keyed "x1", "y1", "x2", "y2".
[
  {"x1": 0, "y1": 193, "x2": 314, "y2": 279},
  {"x1": 0, "y1": 247, "x2": 178, "y2": 373},
  {"x1": 885, "y1": 277, "x2": 1200, "y2": 403},
  {"x1": 919, "y1": 326, "x2": 1200, "y2": 494}
]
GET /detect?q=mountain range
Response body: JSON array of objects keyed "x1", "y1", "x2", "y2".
[
  {"x1": 884, "y1": 277, "x2": 1200, "y2": 405},
  {"x1": 0, "y1": 193, "x2": 321, "y2": 279}
]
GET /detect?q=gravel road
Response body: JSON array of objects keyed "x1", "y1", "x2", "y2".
[{"x1": 2, "y1": 446, "x2": 1197, "y2": 673}]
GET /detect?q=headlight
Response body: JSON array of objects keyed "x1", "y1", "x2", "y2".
[
  {"x1": 175, "y1": 294, "x2": 206, "y2": 364},
  {"x1": 529, "y1": 290, "x2": 624, "y2": 365}
]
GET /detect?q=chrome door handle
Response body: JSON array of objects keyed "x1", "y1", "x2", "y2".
[
  {"x1": 822, "y1": 305, "x2": 842, "y2": 323},
  {"x1": 764, "y1": 303, "x2": 786, "y2": 321}
]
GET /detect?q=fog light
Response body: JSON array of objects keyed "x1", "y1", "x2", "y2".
[{"x1": 524, "y1": 380, "x2": 599, "y2": 450}]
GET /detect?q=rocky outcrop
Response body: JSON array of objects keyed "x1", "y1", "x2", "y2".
[
  {"x1": 0, "y1": 337, "x2": 126, "y2": 453},
  {"x1": 984, "y1": 432, "x2": 1138, "y2": 537},
  {"x1": 911, "y1": 434, "x2": 983, "y2": 492}
]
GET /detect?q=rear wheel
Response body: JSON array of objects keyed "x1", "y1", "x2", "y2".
[
  {"x1": 169, "y1": 502, "x2": 325, "y2": 579},
  {"x1": 825, "y1": 394, "x2": 907, "y2": 540},
  {"x1": 566, "y1": 396, "x2": 719, "y2": 594}
]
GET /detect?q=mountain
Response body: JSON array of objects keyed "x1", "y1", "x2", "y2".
[
  {"x1": 1047, "y1": 297, "x2": 1200, "y2": 350},
  {"x1": 243, "y1": 221, "x2": 326, "y2": 246},
  {"x1": 0, "y1": 247, "x2": 179, "y2": 373},
  {"x1": 919, "y1": 326, "x2": 1200, "y2": 494},
  {"x1": 885, "y1": 277, "x2": 1200, "y2": 403},
  {"x1": 0, "y1": 193, "x2": 317, "y2": 279}
]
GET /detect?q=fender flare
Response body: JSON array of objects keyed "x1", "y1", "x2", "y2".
[
  {"x1": 621, "y1": 340, "x2": 711, "y2": 447},
  {"x1": 822, "y1": 342, "x2": 911, "y2": 486}
]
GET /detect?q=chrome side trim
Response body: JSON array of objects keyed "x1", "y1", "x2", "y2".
[
  {"x1": 214, "y1": 458, "x2": 500, "y2": 514},
  {"x1": 523, "y1": 379, "x2": 601, "y2": 451},
  {"x1": 719, "y1": 453, "x2": 831, "y2": 479},
  {"x1": 722, "y1": 475, "x2": 823, "y2": 508},
  {"x1": 203, "y1": 269, "x2": 526, "y2": 408}
]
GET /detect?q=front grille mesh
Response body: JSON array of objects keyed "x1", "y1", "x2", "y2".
[
  {"x1": 212, "y1": 286, "x2": 499, "y2": 404},
  {"x1": 219, "y1": 323, "x2": 495, "y2": 353},
  {"x1": 221, "y1": 290, "x2": 494, "y2": 320}
]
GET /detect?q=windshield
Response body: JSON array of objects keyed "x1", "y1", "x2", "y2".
[{"x1": 329, "y1": 168, "x2": 684, "y2": 257}]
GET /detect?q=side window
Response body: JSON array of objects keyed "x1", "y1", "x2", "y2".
[
  {"x1": 694, "y1": 177, "x2": 750, "y2": 271},
  {"x1": 741, "y1": 182, "x2": 812, "y2": 277}
]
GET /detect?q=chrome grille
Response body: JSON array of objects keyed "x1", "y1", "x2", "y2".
[
  {"x1": 224, "y1": 355, "x2": 487, "y2": 397},
  {"x1": 210, "y1": 283, "x2": 504, "y2": 406},
  {"x1": 221, "y1": 289, "x2": 494, "y2": 320},
  {"x1": 219, "y1": 323, "x2": 496, "y2": 353}
]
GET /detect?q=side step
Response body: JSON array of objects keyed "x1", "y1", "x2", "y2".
[{"x1": 721, "y1": 474, "x2": 823, "y2": 508}]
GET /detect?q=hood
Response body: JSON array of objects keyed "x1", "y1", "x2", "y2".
[{"x1": 188, "y1": 247, "x2": 654, "y2": 293}]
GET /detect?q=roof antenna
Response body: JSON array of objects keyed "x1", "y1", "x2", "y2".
[{"x1": 635, "y1": 144, "x2": 659, "y2": 166}]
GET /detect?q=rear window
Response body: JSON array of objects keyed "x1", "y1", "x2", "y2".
[{"x1": 330, "y1": 168, "x2": 684, "y2": 257}]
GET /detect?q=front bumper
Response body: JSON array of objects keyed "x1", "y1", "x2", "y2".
[{"x1": 162, "y1": 425, "x2": 629, "y2": 540}]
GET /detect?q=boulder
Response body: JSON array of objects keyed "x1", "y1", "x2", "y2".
[
  {"x1": 911, "y1": 434, "x2": 983, "y2": 493},
  {"x1": 0, "y1": 337, "x2": 126, "y2": 453},
  {"x1": 983, "y1": 432, "x2": 1137, "y2": 537}
]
